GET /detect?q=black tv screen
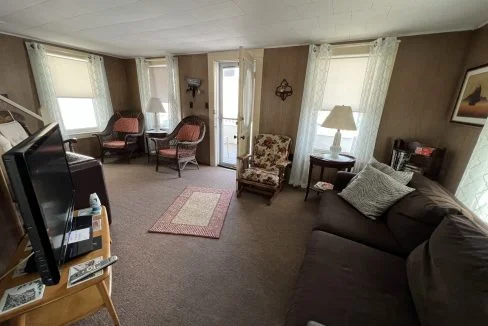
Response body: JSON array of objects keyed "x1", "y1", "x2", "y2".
[{"x1": 2, "y1": 123, "x2": 74, "y2": 285}]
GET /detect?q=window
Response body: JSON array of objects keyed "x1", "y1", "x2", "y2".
[
  {"x1": 46, "y1": 51, "x2": 100, "y2": 134},
  {"x1": 147, "y1": 59, "x2": 169, "y2": 130},
  {"x1": 314, "y1": 54, "x2": 369, "y2": 154}
]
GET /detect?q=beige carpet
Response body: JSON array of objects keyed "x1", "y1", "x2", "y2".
[{"x1": 75, "y1": 158, "x2": 317, "y2": 326}]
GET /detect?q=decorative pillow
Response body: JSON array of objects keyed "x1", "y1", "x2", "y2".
[
  {"x1": 0, "y1": 134, "x2": 12, "y2": 155},
  {"x1": 407, "y1": 214, "x2": 488, "y2": 326},
  {"x1": 176, "y1": 124, "x2": 200, "y2": 141},
  {"x1": 338, "y1": 165, "x2": 415, "y2": 220},
  {"x1": 369, "y1": 158, "x2": 413, "y2": 185},
  {"x1": 0, "y1": 121, "x2": 29, "y2": 146}
]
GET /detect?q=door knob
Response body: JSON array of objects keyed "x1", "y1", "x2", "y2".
[
  {"x1": 240, "y1": 136, "x2": 245, "y2": 140},
  {"x1": 233, "y1": 135, "x2": 237, "y2": 139}
]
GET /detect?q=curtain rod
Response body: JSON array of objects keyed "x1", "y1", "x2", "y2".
[
  {"x1": 328, "y1": 38, "x2": 402, "y2": 48},
  {"x1": 0, "y1": 94, "x2": 43, "y2": 122}
]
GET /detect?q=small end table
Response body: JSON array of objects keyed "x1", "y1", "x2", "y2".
[
  {"x1": 144, "y1": 129, "x2": 168, "y2": 163},
  {"x1": 305, "y1": 153, "x2": 356, "y2": 201}
]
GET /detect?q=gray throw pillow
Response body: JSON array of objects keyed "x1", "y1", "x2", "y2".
[
  {"x1": 370, "y1": 158, "x2": 413, "y2": 185},
  {"x1": 407, "y1": 214, "x2": 488, "y2": 326},
  {"x1": 339, "y1": 164, "x2": 415, "y2": 220}
]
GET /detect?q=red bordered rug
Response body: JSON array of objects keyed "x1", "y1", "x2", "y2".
[{"x1": 148, "y1": 186, "x2": 233, "y2": 239}]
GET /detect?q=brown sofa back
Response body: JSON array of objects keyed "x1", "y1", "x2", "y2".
[{"x1": 384, "y1": 173, "x2": 467, "y2": 253}]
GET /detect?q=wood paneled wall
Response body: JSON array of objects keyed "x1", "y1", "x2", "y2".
[
  {"x1": 259, "y1": 46, "x2": 308, "y2": 152},
  {"x1": 440, "y1": 25, "x2": 488, "y2": 192},
  {"x1": 374, "y1": 31, "x2": 472, "y2": 164},
  {"x1": 178, "y1": 54, "x2": 210, "y2": 165}
]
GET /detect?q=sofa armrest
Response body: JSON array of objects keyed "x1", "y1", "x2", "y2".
[{"x1": 334, "y1": 171, "x2": 356, "y2": 192}]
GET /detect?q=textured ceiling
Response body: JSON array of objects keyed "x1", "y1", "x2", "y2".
[{"x1": 0, "y1": 0, "x2": 487, "y2": 57}]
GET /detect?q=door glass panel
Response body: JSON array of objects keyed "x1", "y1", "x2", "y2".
[{"x1": 219, "y1": 64, "x2": 239, "y2": 167}]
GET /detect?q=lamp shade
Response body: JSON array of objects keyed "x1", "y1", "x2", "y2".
[
  {"x1": 321, "y1": 105, "x2": 357, "y2": 131},
  {"x1": 146, "y1": 97, "x2": 166, "y2": 113}
]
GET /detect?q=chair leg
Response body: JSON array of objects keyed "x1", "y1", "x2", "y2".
[
  {"x1": 236, "y1": 183, "x2": 244, "y2": 198},
  {"x1": 101, "y1": 151, "x2": 105, "y2": 164},
  {"x1": 268, "y1": 191, "x2": 278, "y2": 206},
  {"x1": 156, "y1": 155, "x2": 159, "y2": 172},
  {"x1": 177, "y1": 160, "x2": 181, "y2": 178},
  {"x1": 127, "y1": 150, "x2": 132, "y2": 164}
]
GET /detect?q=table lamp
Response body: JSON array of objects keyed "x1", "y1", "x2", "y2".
[
  {"x1": 321, "y1": 105, "x2": 357, "y2": 158},
  {"x1": 146, "y1": 97, "x2": 166, "y2": 130}
]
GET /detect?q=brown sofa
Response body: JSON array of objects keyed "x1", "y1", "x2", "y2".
[{"x1": 286, "y1": 172, "x2": 485, "y2": 326}]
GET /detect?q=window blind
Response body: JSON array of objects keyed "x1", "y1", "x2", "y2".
[{"x1": 46, "y1": 54, "x2": 93, "y2": 98}]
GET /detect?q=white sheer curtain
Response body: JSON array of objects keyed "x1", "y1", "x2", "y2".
[
  {"x1": 289, "y1": 44, "x2": 331, "y2": 187},
  {"x1": 135, "y1": 57, "x2": 152, "y2": 129},
  {"x1": 351, "y1": 37, "x2": 399, "y2": 171},
  {"x1": 167, "y1": 55, "x2": 181, "y2": 131},
  {"x1": 25, "y1": 42, "x2": 62, "y2": 129},
  {"x1": 456, "y1": 124, "x2": 488, "y2": 231},
  {"x1": 87, "y1": 54, "x2": 113, "y2": 131}
]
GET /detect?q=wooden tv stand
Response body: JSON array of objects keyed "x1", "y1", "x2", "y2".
[{"x1": 0, "y1": 206, "x2": 120, "y2": 325}]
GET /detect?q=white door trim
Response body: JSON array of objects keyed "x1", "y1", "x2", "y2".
[{"x1": 207, "y1": 49, "x2": 264, "y2": 166}]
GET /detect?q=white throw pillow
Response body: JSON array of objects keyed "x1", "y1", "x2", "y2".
[
  {"x1": 370, "y1": 157, "x2": 413, "y2": 185},
  {"x1": 0, "y1": 133, "x2": 12, "y2": 156},
  {"x1": 339, "y1": 164, "x2": 415, "y2": 220},
  {"x1": 0, "y1": 121, "x2": 29, "y2": 146}
]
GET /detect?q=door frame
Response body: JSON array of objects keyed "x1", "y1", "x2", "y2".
[
  {"x1": 207, "y1": 49, "x2": 264, "y2": 167},
  {"x1": 218, "y1": 61, "x2": 239, "y2": 169}
]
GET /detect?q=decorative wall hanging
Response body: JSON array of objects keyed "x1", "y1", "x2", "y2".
[
  {"x1": 451, "y1": 63, "x2": 488, "y2": 126},
  {"x1": 186, "y1": 77, "x2": 201, "y2": 99},
  {"x1": 275, "y1": 79, "x2": 293, "y2": 101}
]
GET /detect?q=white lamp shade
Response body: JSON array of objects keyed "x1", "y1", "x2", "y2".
[
  {"x1": 321, "y1": 105, "x2": 357, "y2": 131},
  {"x1": 146, "y1": 97, "x2": 166, "y2": 113}
]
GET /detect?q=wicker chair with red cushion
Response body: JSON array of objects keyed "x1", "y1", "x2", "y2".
[
  {"x1": 154, "y1": 115, "x2": 206, "y2": 177},
  {"x1": 94, "y1": 111, "x2": 144, "y2": 164}
]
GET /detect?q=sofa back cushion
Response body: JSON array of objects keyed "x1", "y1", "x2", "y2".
[
  {"x1": 406, "y1": 214, "x2": 488, "y2": 326},
  {"x1": 384, "y1": 173, "x2": 467, "y2": 253}
]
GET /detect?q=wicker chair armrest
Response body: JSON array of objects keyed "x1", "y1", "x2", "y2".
[
  {"x1": 154, "y1": 137, "x2": 172, "y2": 149},
  {"x1": 124, "y1": 133, "x2": 142, "y2": 142},
  {"x1": 63, "y1": 138, "x2": 78, "y2": 152}
]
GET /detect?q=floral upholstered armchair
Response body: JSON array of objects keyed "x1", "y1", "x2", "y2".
[
  {"x1": 237, "y1": 134, "x2": 292, "y2": 205},
  {"x1": 94, "y1": 111, "x2": 144, "y2": 164}
]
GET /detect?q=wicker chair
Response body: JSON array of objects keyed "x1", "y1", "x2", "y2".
[
  {"x1": 94, "y1": 111, "x2": 144, "y2": 164},
  {"x1": 237, "y1": 134, "x2": 292, "y2": 205},
  {"x1": 154, "y1": 115, "x2": 206, "y2": 177}
]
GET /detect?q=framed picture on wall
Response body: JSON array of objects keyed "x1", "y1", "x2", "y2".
[{"x1": 451, "y1": 64, "x2": 488, "y2": 126}]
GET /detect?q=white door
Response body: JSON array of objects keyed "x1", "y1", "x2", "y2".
[{"x1": 236, "y1": 48, "x2": 256, "y2": 176}]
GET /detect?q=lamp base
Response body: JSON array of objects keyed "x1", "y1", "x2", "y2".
[{"x1": 329, "y1": 129, "x2": 342, "y2": 158}]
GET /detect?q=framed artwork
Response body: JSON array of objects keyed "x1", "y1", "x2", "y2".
[{"x1": 451, "y1": 64, "x2": 488, "y2": 126}]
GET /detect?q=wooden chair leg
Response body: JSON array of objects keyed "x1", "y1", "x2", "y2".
[
  {"x1": 156, "y1": 155, "x2": 159, "y2": 172},
  {"x1": 97, "y1": 281, "x2": 120, "y2": 326},
  {"x1": 268, "y1": 189, "x2": 278, "y2": 205},
  {"x1": 177, "y1": 160, "x2": 181, "y2": 178},
  {"x1": 236, "y1": 183, "x2": 244, "y2": 198},
  {"x1": 101, "y1": 151, "x2": 105, "y2": 164}
]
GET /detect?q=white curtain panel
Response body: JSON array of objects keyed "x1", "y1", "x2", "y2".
[
  {"x1": 456, "y1": 124, "x2": 488, "y2": 231},
  {"x1": 289, "y1": 44, "x2": 331, "y2": 188},
  {"x1": 135, "y1": 57, "x2": 152, "y2": 129},
  {"x1": 351, "y1": 37, "x2": 399, "y2": 171},
  {"x1": 167, "y1": 55, "x2": 181, "y2": 131},
  {"x1": 25, "y1": 41, "x2": 65, "y2": 132},
  {"x1": 88, "y1": 54, "x2": 113, "y2": 132}
]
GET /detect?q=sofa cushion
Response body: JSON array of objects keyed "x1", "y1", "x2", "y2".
[
  {"x1": 339, "y1": 165, "x2": 415, "y2": 220},
  {"x1": 286, "y1": 231, "x2": 420, "y2": 326},
  {"x1": 241, "y1": 167, "x2": 279, "y2": 186},
  {"x1": 385, "y1": 173, "x2": 468, "y2": 253},
  {"x1": 315, "y1": 191, "x2": 405, "y2": 256},
  {"x1": 406, "y1": 214, "x2": 488, "y2": 326}
]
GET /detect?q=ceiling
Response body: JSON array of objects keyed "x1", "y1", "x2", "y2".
[{"x1": 0, "y1": 0, "x2": 487, "y2": 57}]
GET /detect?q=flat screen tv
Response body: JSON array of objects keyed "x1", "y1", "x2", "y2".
[{"x1": 2, "y1": 123, "x2": 74, "y2": 285}]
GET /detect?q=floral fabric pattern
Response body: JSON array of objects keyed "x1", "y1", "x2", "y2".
[
  {"x1": 252, "y1": 134, "x2": 291, "y2": 172},
  {"x1": 241, "y1": 168, "x2": 279, "y2": 186}
]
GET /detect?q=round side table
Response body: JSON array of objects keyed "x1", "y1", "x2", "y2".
[
  {"x1": 304, "y1": 153, "x2": 356, "y2": 201},
  {"x1": 145, "y1": 129, "x2": 168, "y2": 163}
]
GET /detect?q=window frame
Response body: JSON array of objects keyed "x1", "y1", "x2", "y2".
[{"x1": 313, "y1": 53, "x2": 370, "y2": 155}]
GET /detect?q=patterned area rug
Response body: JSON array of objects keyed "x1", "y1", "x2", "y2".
[{"x1": 149, "y1": 186, "x2": 233, "y2": 239}]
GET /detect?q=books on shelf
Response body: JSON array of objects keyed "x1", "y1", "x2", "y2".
[{"x1": 390, "y1": 149, "x2": 410, "y2": 171}]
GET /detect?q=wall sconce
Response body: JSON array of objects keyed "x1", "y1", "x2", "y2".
[
  {"x1": 186, "y1": 77, "x2": 201, "y2": 99},
  {"x1": 275, "y1": 79, "x2": 293, "y2": 101}
]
